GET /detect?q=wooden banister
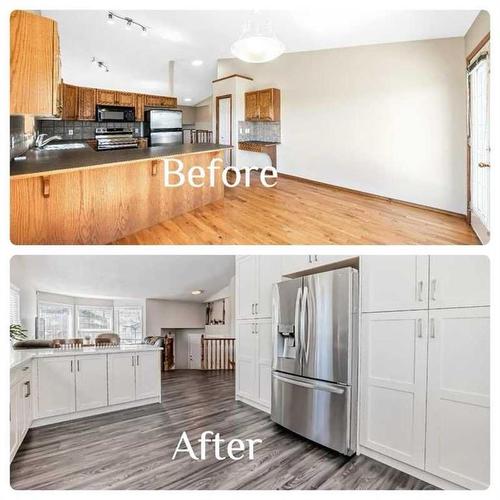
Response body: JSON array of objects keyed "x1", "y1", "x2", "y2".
[{"x1": 201, "y1": 335, "x2": 235, "y2": 370}]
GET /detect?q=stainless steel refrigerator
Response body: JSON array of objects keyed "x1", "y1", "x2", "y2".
[
  {"x1": 271, "y1": 267, "x2": 359, "y2": 455},
  {"x1": 144, "y1": 109, "x2": 183, "y2": 146}
]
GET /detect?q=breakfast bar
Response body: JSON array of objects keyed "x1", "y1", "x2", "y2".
[{"x1": 10, "y1": 143, "x2": 231, "y2": 244}]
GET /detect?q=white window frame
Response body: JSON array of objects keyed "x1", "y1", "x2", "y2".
[
  {"x1": 10, "y1": 284, "x2": 21, "y2": 325},
  {"x1": 37, "y1": 300, "x2": 74, "y2": 339},
  {"x1": 76, "y1": 305, "x2": 114, "y2": 333},
  {"x1": 115, "y1": 306, "x2": 143, "y2": 344}
]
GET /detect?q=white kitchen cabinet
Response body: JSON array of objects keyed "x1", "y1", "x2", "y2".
[
  {"x1": 360, "y1": 310, "x2": 428, "y2": 468},
  {"x1": 36, "y1": 357, "x2": 76, "y2": 418},
  {"x1": 281, "y1": 255, "x2": 355, "y2": 276},
  {"x1": 135, "y1": 351, "x2": 161, "y2": 400},
  {"x1": 429, "y1": 256, "x2": 489, "y2": 309},
  {"x1": 361, "y1": 256, "x2": 429, "y2": 312},
  {"x1": 10, "y1": 363, "x2": 33, "y2": 462},
  {"x1": 425, "y1": 307, "x2": 490, "y2": 489},
  {"x1": 256, "y1": 320, "x2": 273, "y2": 408},
  {"x1": 75, "y1": 355, "x2": 108, "y2": 411},
  {"x1": 108, "y1": 353, "x2": 136, "y2": 405},
  {"x1": 10, "y1": 384, "x2": 20, "y2": 461},
  {"x1": 236, "y1": 256, "x2": 281, "y2": 320}
]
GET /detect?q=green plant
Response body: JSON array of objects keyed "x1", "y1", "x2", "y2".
[{"x1": 10, "y1": 324, "x2": 28, "y2": 342}]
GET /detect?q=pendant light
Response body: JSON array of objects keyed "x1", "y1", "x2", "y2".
[{"x1": 231, "y1": 16, "x2": 285, "y2": 63}]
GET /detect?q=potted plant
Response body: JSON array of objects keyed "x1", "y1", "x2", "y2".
[{"x1": 10, "y1": 324, "x2": 28, "y2": 343}]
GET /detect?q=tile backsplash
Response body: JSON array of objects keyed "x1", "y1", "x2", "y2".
[
  {"x1": 10, "y1": 115, "x2": 35, "y2": 159},
  {"x1": 238, "y1": 121, "x2": 281, "y2": 143},
  {"x1": 36, "y1": 120, "x2": 145, "y2": 140}
]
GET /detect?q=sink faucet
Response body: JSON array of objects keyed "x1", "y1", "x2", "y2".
[{"x1": 35, "y1": 133, "x2": 62, "y2": 149}]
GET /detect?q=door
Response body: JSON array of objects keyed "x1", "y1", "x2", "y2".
[
  {"x1": 135, "y1": 351, "x2": 161, "y2": 400},
  {"x1": 108, "y1": 353, "x2": 136, "y2": 405},
  {"x1": 271, "y1": 371, "x2": 352, "y2": 454},
  {"x1": 468, "y1": 46, "x2": 490, "y2": 243},
  {"x1": 75, "y1": 355, "x2": 108, "y2": 411},
  {"x1": 216, "y1": 95, "x2": 232, "y2": 166},
  {"x1": 236, "y1": 321, "x2": 258, "y2": 400},
  {"x1": 273, "y1": 278, "x2": 303, "y2": 377},
  {"x1": 429, "y1": 255, "x2": 489, "y2": 309},
  {"x1": 256, "y1": 320, "x2": 272, "y2": 407},
  {"x1": 36, "y1": 357, "x2": 76, "y2": 418},
  {"x1": 361, "y1": 256, "x2": 429, "y2": 312},
  {"x1": 236, "y1": 256, "x2": 258, "y2": 319},
  {"x1": 256, "y1": 256, "x2": 281, "y2": 319},
  {"x1": 188, "y1": 334, "x2": 202, "y2": 369},
  {"x1": 245, "y1": 91, "x2": 259, "y2": 120},
  {"x1": 302, "y1": 268, "x2": 356, "y2": 384},
  {"x1": 96, "y1": 88, "x2": 116, "y2": 105},
  {"x1": 150, "y1": 131, "x2": 183, "y2": 145},
  {"x1": 426, "y1": 307, "x2": 490, "y2": 489},
  {"x1": 360, "y1": 311, "x2": 428, "y2": 468}
]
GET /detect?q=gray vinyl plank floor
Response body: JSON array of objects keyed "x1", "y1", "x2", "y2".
[{"x1": 11, "y1": 369, "x2": 436, "y2": 490}]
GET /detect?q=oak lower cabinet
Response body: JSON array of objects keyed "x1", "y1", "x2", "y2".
[
  {"x1": 75, "y1": 355, "x2": 108, "y2": 411},
  {"x1": 425, "y1": 307, "x2": 490, "y2": 489},
  {"x1": 360, "y1": 307, "x2": 490, "y2": 489},
  {"x1": 10, "y1": 363, "x2": 32, "y2": 462},
  {"x1": 235, "y1": 256, "x2": 281, "y2": 320},
  {"x1": 281, "y1": 255, "x2": 355, "y2": 277},
  {"x1": 235, "y1": 319, "x2": 272, "y2": 412}
]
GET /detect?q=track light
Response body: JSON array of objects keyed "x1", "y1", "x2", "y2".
[
  {"x1": 142, "y1": 26, "x2": 148, "y2": 36},
  {"x1": 107, "y1": 12, "x2": 148, "y2": 36},
  {"x1": 91, "y1": 57, "x2": 110, "y2": 73},
  {"x1": 125, "y1": 19, "x2": 132, "y2": 30},
  {"x1": 107, "y1": 12, "x2": 114, "y2": 24}
]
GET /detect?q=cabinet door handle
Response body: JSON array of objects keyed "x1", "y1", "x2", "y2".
[
  {"x1": 417, "y1": 280, "x2": 424, "y2": 301},
  {"x1": 137, "y1": 354, "x2": 140, "y2": 365},
  {"x1": 314, "y1": 255, "x2": 318, "y2": 262},
  {"x1": 430, "y1": 318, "x2": 436, "y2": 339},
  {"x1": 255, "y1": 324, "x2": 258, "y2": 335},
  {"x1": 70, "y1": 360, "x2": 73, "y2": 372},
  {"x1": 417, "y1": 318, "x2": 423, "y2": 338},
  {"x1": 42, "y1": 176, "x2": 50, "y2": 198},
  {"x1": 430, "y1": 279, "x2": 437, "y2": 301},
  {"x1": 151, "y1": 162, "x2": 158, "y2": 176},
  {"x1": 252, "y1": 303, "x2": 255, "y2": 315},
  {"x1": 77, "y1": 359, "x2": 80, "y2": 372},
  {"x1": 255, "y1": 302, "x2": 258, "y2": 315},
  {"x1": 132, "y1": 355, "x2": 135, "y2": 366},
  {"x1": 24, "y1": 381, "x2": 31, "y2": 398},
  {"x1": 308, "y1": 255, "x2": 312, "y2": 264}
]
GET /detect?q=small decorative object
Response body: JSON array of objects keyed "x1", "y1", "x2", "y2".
[{"x1": 10, "y1": 324, "x2": 28, "y2": 342}]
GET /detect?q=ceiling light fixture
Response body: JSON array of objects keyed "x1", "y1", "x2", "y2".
[
  {"x1": 191, "y1": 60, "x2": 203, "y2": 66},
  {"x1": 231, "y1": 15, "x2": 285, "y2": 63},
  {"x1": 91, "y1": 57, "x2": 110, "y2": 73},
  {"x1": 107, "y1": 11, "x2": 148, "y2": 36},
  {"x1": 184, "y1": 98, "x2": 192, "y2": 102},
  {"x1": 191, "y1": 290, "x2": 203, "y2": 295}
]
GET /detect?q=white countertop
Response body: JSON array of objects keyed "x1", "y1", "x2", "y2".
[{"x1": 10, "y1": 344, "x2": 162, "y2": 370}]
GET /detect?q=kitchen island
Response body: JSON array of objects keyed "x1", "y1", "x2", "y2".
[
  {"x1": 10, "y1": 143, "x2": 231, "y2": 244},
  {"x1": 10, "y1": 344, "x2": 162, "y2": 461}
]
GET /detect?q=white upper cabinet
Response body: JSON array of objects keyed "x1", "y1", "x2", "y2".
[
  {"x1": 108, "y1": 353, "x2": 136, "y2": 405},
  {"x1": 425, "y1": 307, "x2": 490, "y2": 489},
  {"x1": 236, "y1": 256, "x2": 281, "y2": 320},
  {"x1": 281, "y1": 255, "x2": 355, "y2": 276},
  {"x1": 36, "y1": 357, "x2": 76, "y2": 418},
  {"x1": 361, "y1": 256, "x2": 429, "y2": 312},
  {"x1": 135, "y1": 351, "x2": 161, "y2": 400},
  {"x1": 429, "y1": 256, "x2": 490, "y2": 309},
  {"x1": 360, "y1": 311, "x2": 428, "y2": 468},
  {"x1": 75, "y1": 355, "x2": 108, "y2": 412}
]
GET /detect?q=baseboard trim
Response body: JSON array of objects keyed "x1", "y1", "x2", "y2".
[
  {"x1": 359, "y1": 446, "x2": 465, "y2": 490},
  {"x1": 32, "y1": 396, "x2": 161, "y2": 428},
  {"x1": 235, "y1": 394, "x2": 271, "y2": 414},
  {"x1": 278, "y1": 172, "x2": 467, "y2": 219}
]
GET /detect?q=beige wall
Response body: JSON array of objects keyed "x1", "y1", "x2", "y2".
[
  {"x1": 218, "y1": 37, "x2": 468, "y2": 214},
  {"x1": 465, "y1": 10, "x2": 490, "y2": 56},
  {"x1": 145, "y1": 299, "x2": 205, "y2": 335}
]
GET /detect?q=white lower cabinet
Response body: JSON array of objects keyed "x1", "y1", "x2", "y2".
[
  {"x1": 425, "y1": 307, "x2": 490, "y2": 489},
  {"x1": 360, "y1": 311, "x2": 428, "y2": 468},
  {"x1": 360, "y1": 307, "x2": 490, "y2": 489},
  {"x1": 10, "y1": 363, "x2": 32, "y2": 462},
  {"x1": 135, "y1": 351, "x2": 161, "y2": 400},
  {"x1": 236, "y1": 319, "x2": 272, "y2": 411},
  {"x1": 75, "y1": 355, "x2": 108, "y2": 411}
]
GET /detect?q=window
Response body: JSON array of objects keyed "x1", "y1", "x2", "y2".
[
  {"x1": 116, "y1": 307, "x2": 143, "y2": 344},
  {"x1": 38, "y1": 302, "x2": 73, "y2": 340},
  {"x1": 10, "y1": 285, "x2": 21, "y2": 325},
  {"x1": 77, "y1": 306, "x2": 113, "y2": 333}
]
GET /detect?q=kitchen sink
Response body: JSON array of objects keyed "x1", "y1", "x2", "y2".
[{"x1": 42, "y1": 143, "x2": 86, "y2": 151}]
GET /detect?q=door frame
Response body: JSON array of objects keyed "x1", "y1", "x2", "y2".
[
  {"x1": 466, "y1": 32, "x2": 490, "y2": 226},
  {"x1": 216, "y1": 94, "x2": 233, "y2": 165}
]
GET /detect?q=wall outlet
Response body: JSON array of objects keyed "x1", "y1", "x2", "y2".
[{"x1": 68, "y1": 129, "x2": 73, "y2": 136}]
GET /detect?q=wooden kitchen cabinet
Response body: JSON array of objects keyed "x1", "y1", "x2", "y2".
[
  {"x1": 96, "y1": 88, "x2": 116, "y2": 105},
  {"x1": 10, "y1": 11, "x2": 61, "y2": 116},
  {"x1": 244, "y1": 88, "x2": 280, "y2": 121},
  {"x1": 61, "y1": 83, "x2": 79, "y2": 120},
  {"x1": 116, "y1": 91, "x2": 136, "y2": 107},
  {"x1": 78, "y1": 86, "x2": 96, "y2": 120},
  {"x1": 135, "y1": 94, "x2": 145, "y2": 120},
  {"x1": 144, "y1": 94, "x2": 177, "y2": 108}
]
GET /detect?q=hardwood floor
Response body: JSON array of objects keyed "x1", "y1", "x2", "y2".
[
  {"x1": 114, "y1": 174, "x2": 478, "y2": 245},
  {"x1": 11, "y1": 370, "x2": 435, "y2": 490}
]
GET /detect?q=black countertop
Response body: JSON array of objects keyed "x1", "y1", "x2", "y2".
[{"x1": 11, "y1": 142, "x2": 232, "y2": 178}]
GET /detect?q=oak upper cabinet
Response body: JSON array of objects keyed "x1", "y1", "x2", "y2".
[
  {"x1": 245, "y1": 89, "x2": 280, "y2": 121},
  {"x1": 236, "y1": 256, "x2": 281, "y2": 320},
  {"x1": 108, "y1": 353, "x2": 136, "y2": 405},
  {"x1": 10, "y1": 11, "x2": 61, "y2": 116},
  {"x1": 281, "y1": 255, "x2": 355, "y2": 277},
  {"x1": 36, "y1": 357, "x2": 76, "y2": 418},
  {"x1": 135, "y1": 94, "x2": 145, "y2": 121},
  {"x1": 361, "y1": 256, "x2": 429, "y2": 312},
  {"x1": 75, "y1": 355, "x2": 108, "y2": 412},
  {"x1": 96, "y1": 88, "x2": 117, "y2": 105},
  {"x1": 144, "y1": 94, "x2": 177, "y2": 108},
  {"x1": 360, "y1": 311, "x2": 428, "y2": 468},
  {"x1": 78, "y1": 87, "x2": 96, "y2": 120},
  {"x1": 116, "y1": 91, "x2": 136, "y2": 107},
  {"x1": 425, "y1": 307, "x2": 490, "y2": 489},
  {"x1": 61, "y1": 83, "x2": 79, "y2": 120},
  {"x1": 429, "y1": 256, "x2": 489, "y2": 309}
]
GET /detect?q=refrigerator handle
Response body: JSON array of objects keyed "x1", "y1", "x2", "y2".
[
  {"x1": 301, "y1": 286, "x2": 309, "y2": 363},
  {"x1": 294, "y1": 287, "x2": 302, "y2": 356},
  {"x1": 273, "y1": 373, "x2": 346, "y2": 394}
]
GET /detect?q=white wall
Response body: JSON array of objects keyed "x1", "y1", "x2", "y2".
[
  {"x1": 218, "y1": 37, "x2": 468, "y2": 214},
  {"x1": 10, "y1": 257, "x2": 37, "y2": 338},
  {"x1": 465, "y1": 11, "x2": 490, "y2": 55},
  {"x1": 145, "y1": 299, "x2": 205, "y2": 335}
]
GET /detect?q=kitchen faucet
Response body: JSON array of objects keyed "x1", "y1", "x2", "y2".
[{"x1": 35, "y1": 133, "x2": 62, "y2": 149}]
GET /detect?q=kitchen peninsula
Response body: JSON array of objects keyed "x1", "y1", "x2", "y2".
[{"x1": 10, "y1": 143, "x2": 231, "y2": 244}]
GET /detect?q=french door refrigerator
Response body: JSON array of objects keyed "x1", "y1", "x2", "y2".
[
  {"x1": 144, "y1": 109, "x2": 183, "y2": 146},
  {"x1": 271, "y1": 267, "x2": 359, "y2": 455}
]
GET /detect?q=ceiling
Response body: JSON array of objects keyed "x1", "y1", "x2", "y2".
[
  {"x1": 42, "y1": 10, "x2": 478, "y2": 105},
  {"x1": 12, "y1": 255, "x2": 235, "y2": 302}
]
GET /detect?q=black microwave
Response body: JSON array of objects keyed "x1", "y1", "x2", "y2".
[{"x1": 96, "y1": 105, "x2": 135, "y2": 122}]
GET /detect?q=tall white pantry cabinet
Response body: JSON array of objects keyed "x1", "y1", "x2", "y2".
[{"x1": 359, "y1": 256, "x2": 490, "y2": 490}]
